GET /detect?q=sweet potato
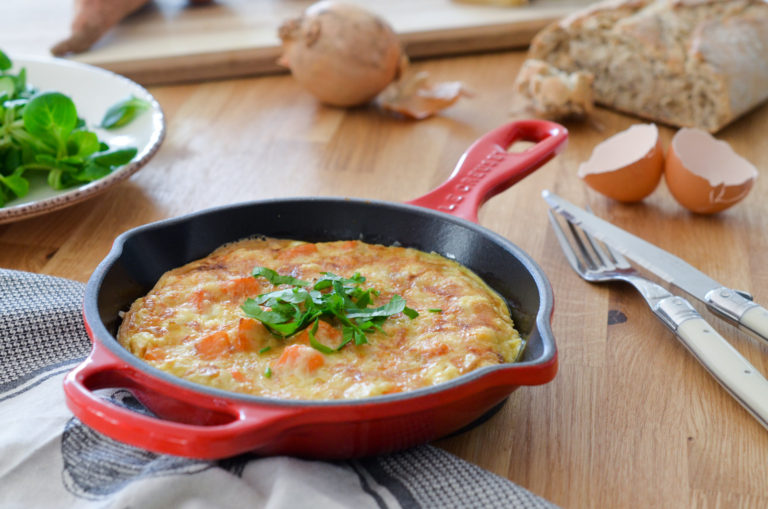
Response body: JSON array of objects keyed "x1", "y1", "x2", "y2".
[
  {"x1": 195, "y1": 330, "x2": 232, "y2": 360},
  {"x1": 274, "y1": 344, "x2": 325, "y2": 373},
  {"x1": 51, "y1": 0, "x2": 213, "y2": 56}
]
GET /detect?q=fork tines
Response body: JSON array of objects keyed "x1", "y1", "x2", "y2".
[{"x1": 547, "y1": 209, "x2": 632, "y2": 275}]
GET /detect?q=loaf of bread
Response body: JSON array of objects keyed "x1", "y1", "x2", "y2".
[
  {"x1": 527, "y1": 0, "x2": 768, "y2": 132},
  {"x1": 513, "y1": 59, "x2": 594, "y2": 119}
]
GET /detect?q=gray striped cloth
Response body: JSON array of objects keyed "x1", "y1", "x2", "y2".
[{"x1": 0, "y1": 268, "x2": 556, "y2": 509}]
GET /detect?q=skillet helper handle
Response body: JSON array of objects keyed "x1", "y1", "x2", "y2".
[
  {"x1": 63, "y1": 343, "x2": 297, "y2": 459},
  {"x1": 407, "y1": 119, "x2": 568, "y2": 223},
  {"x1": 705, "y1": 288, "x2": 768, "y2": 346},
  {"x1": 657, "y1": 296, "x2": 768, "y2": 431}
]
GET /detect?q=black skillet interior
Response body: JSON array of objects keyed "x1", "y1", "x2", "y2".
[{"x1": 90, "y1": 198, "x2": 554, "y2": 366}]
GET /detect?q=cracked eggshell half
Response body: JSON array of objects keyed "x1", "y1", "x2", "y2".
[
  {"x1": 577, "y1": 124, "x2": 664, "y2": 203},
  {"x1": 666, "y1": 128, "x2": 758, "y2": 214}
]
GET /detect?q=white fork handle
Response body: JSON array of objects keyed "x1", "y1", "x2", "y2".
[{"x1": 676, "y1": 317, "x2": 768, "y2": 430}]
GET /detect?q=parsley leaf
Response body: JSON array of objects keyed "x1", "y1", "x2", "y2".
[
  {"x1": 243, "y1": 267, "x2": 418, "y2": 353},
  {"x1": 252, "y1": 266, "x2": 310, "y2": 287},
  {"x1": 308, "y1": 320, "x2": 336, "y2": 354}
]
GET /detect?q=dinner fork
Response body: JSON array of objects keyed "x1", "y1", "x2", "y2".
[{"x1": 547, "y1": 209, "x2": 768, "y2": 431}]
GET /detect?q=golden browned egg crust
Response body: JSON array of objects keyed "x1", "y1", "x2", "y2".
[{"x1": 117, "y1": 238, "x2": 522, "y2": 400}]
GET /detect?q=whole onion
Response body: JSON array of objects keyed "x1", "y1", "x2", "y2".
[{"x1": 278, "y1": 1, "x2": 404, "y2": 107}]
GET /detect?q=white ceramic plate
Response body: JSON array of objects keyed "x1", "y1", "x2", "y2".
[{"x1": 0, "y1": 56, "x2": 165, "y2": 224}]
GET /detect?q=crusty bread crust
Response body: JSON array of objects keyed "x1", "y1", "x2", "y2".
[
  {"x1": 528, "y1": 0, "x2": 768, "y2": 132},
  {"x1": 513, "y1": 59, "x2": 594, "y2": 118}
]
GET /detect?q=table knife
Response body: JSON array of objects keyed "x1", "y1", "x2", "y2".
[{"x1": 542, "y1": 190, "x2": 768, "y2": 346}]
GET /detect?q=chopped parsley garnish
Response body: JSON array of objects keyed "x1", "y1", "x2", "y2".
[
  {"x1": 258, "y1": 346, "x2": 271, "y2": 354},
  {"x1": 242, "y1": 267, "x2": 418, "y2": 354},
  {"x1": 428, "y1": 308, "x2": 442, "y2": 313},
  {"x1": 252, "y1": 266, "x2": 309, "y2": 287},
  {"x1": 264, "y1": 366, "x2": 273, "y2": 378}
]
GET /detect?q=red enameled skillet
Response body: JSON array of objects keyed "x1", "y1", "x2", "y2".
[{"x1": 65, "y1": 119, "x2": 567, "y2": 459}]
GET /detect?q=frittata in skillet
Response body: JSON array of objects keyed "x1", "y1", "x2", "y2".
[{"x1": 117, "y1": 237, "x2": 522, "y2": 400}]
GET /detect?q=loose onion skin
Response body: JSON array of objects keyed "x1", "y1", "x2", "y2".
[{"x1": 278, "y1": 2, "x2": 403, "y2": 107}]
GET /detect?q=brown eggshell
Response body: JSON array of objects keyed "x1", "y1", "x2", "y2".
[
  {"x1": 665, "y1": 128, "x2": 757, "y2": 214},
  {"x1": 577, "y1": 124, "x2": 664, "y2": 203}
]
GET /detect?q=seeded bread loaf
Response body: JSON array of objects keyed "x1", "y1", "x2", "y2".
[
  {"x1": 528, "y1": 0, "x2": 768, "y2": 132},
  {"x1": 513, "y1": 59, "x2": 594, "y2": 118}
]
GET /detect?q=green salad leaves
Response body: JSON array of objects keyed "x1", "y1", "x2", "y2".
[
  {"x1": 242, "y1": 267, "x2": 419, "y2": 354},
  {"x1": 0, "y1": 49, "x2": 149, "y2": 207},
  {"x1": 100, "y1": 95, "x2": 151, "y2": 129}
]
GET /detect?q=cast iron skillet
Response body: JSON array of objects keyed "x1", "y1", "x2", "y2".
[{"x1": 65, "y1": 120, "x2": 567, "y2": 459}]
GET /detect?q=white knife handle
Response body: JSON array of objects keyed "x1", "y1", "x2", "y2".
[
  {"x1": 740, "y1": 306, "x2": 768, "y2": 344},
  {"x1": 676, "y1": 317, "x2": 768, "y2": 431},
  {"x1": 705, "y1": 288, "x2": 768, "y2": 346}
]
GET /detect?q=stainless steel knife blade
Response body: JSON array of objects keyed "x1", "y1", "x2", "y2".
[{"x1": 542, "y1": 190, "x2": 768, "y2": 345}]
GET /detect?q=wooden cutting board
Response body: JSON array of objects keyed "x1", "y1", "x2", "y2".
[{"x1": 3, "y1": 0, "x2": 594, "y2": 85}]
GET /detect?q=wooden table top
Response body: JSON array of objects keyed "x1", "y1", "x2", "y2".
[{"x1": 2, "y1": 50, "x2": 767, "y2": 507}]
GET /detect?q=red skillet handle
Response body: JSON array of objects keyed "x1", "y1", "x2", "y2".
[
  {"x1": 407, "y1": 120, "x2": 568, "y2": 223},
  {"x1": 63, "y1": 340, "x2": 300, "y2": 459}
]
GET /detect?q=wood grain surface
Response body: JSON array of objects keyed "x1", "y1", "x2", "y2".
[
  {"x1": 2, "y1": 0, "x2": 594, "y2": 84},
  {"x1": 2, "y1": 50, "x2": 768, "y2": 507}
]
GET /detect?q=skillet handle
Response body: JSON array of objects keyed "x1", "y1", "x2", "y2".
[
  {"x1": 63, "y1": 341, "x2": 300, "y2": 459},
  {"x1": 407, "y1": 120, "x2": 568, "y2": 223}
]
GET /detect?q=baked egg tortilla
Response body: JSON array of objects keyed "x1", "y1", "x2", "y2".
[{"x1": 117, "y1": 237, "x2": 523, "y2": 400}]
